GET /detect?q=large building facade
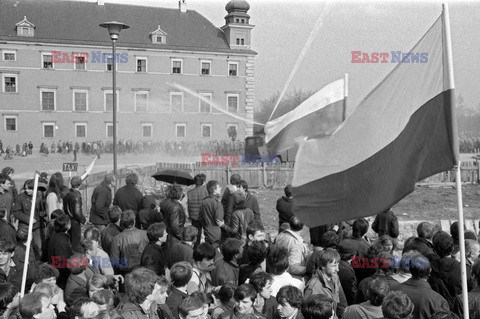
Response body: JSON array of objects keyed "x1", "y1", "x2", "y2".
[{"x1": 0, "y1": 0, "x2": 255, "y2": 148}]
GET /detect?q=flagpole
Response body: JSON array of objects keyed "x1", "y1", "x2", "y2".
[
  {"x1": 343, "y1": 73, "x2": 348, "y2": 121},
  {"x1": 443, "y1": 3, "x2": 468, "y2": 319},
  {"x1": 20, "y1": 173, "x2": 39, "y2": 298}
]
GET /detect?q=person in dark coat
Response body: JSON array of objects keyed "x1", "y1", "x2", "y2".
[
  {"x1": 160, "y1": 185, "x2": 186, "y2": 244},
  {"x1": 187, "y1": 174, "x2": 208, "y2": 246},
  {"x1": 239, "y1": 241, "x2": 267, "y2": 285},
  {"x1": 339, "y1": 218, "x2": 371, "y2": 258},
  {"x1": 63, "y1": 176, "x2": 86, "y2": 251},
  {"x1": 89, "y1": 174, "x2": 114, "y2": 231},
  {"x1": 276, "y1": 285, "x2": 303, "y2": 319},
  {"x1": 372, "y1": 208, "x2": 400, "y2": 249},
  {"x1": 337, "y1": 240, "x2": 358, "y2": 306},
  {"x1": 141, "y1": 222, "x2": 168, "y2": 276},
  {"x1": 212, "y1": 238, "x2": 243, "y2": 287},
  {"x1": 138, "y1": 194, "x2": 163, "y2": 230},
  {"x1": 237, "y1": 181, "x2": 262, "y2": 226},
  {"x1": 47, "y1": 215, "x2": 73, "y2": 289},
  {"x1": 402, "y1": 222, "x2": 435, "y2": 258},
  {"x1": 392, "y1": 252, "x2": 449, "y2": 319},
  {"x1": 276, "y1": 185, "x2": 293, "y2": 231},
  {"x1": 221, "y1": 174, "x2": 241, "y2": 227},
  {"x1": 113, "y1": 173, "x2": 143, "y2": 221},
  {"x1": 0, "y1": 207, "x2": 16, "y2": 244},
  {"x1": 249, "y1": 272, "x2": 278, "y2": 319},
  {"x1": 199, "y1": 181, "x2": 224, "y2": 249},
  {"x1": 166, "y1": 262, "x2": 192, "y2": 319},
  {"x1": 100, "y1": 206, "x2": 122, "y2": 256},
  {"x1": 169, "y1": 226, "x2": 197, "y2": 268}
]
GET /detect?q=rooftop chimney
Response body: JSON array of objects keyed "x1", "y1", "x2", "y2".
[{"x1": 179, "y1": 0, "x2": 186, "y2": 13}]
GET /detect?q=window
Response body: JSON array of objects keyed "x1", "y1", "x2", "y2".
[
  {"x1": 22, "y1": 27, "x2": 29, "y2": 35},
  {"x1": 5, "y1": 116, "x2": 17, "y2": 131},
  {"x1": 142, "y1": 124, "x2": 152, "y2": 138},
  {"x1": 236, "y1": 38, "x2": 240, "y2": 45},
  {"x1": 106, "y1": 124, "x2": 113, "y2": 138},
  {"x1": 42, "y1": 54, "x2": 53, "y2": 69},
  {"x1": 227, "y1": 94, "x2": 239, "y2": 113},
  {"x1": 201, "y1": 61, "x2": 211, "y2": 75},
  {"x1": 199, "y1": 93, "x2": 212, "y2": 113},
  {"x1": 3, "y1": 51, "x2": 16, "y2": 61},
  {"x1": 201, "y1": 124, "x2": 211, "y2": 138},
  {"x1": 135, "y1": 92, "x2": 148, "y2": 112},
  {"x1": 73, "y1": 90, "x2": 88, "y2": 111},
  {"x1": 75, "y1": 55, "x2": 86, "y2": 70},
  {"x1": 136, "y1": 58, "x2": 147, "y2": 72},
  {"x1": 104, "y1": 91, "x2": 119, "y2": 112},
  {"x1": 41, "y1": 90, "x2": 56, "y2": 111},
  {"x1": 75, "y1": 123, "x2": 87, "y2": 138},
  {"x1": 241, "y1": 39, "x2": 245, "y2": 45},
  {"x1": 227, "y1": 124, "x2": 238, "y2": 138},
  {"x1": 43, "y1": 123, "x2": 55, "y2": 138},
  {"x1": 228, "y1": 62, "x2": 238, "y2": 76},
  {"x1": 172, "y1": 59, "x2": 182, "y2": 74},
  {"x1": 176, "y1": 124, "x2": 186, "y2": 138},
  {"x1": 3, "y1": 75, "x2": 17, "y2": 93},
  {"x1": 106, "y1": 57, "x2": 113, "y2": 71},
  {"x1": 170, "y1": 92, "x2": 183, "y2": 112}
]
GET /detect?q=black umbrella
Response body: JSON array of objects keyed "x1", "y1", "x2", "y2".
[{"x1": 152, "y1": 169, "x2": 195, "y2": 186}]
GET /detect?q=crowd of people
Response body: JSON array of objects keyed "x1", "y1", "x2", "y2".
[
  {"x1": 0, "y1": 168, "x2": 478, "y2": 319},
  {"x1": 0, "y1": 139, "x2": 245, "y2": 161}
]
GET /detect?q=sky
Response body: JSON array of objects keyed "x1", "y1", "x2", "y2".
[{"x1": 79, "y1": 0, "x2": 479, "y2": 118}]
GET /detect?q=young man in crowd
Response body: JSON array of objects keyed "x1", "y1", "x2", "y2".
[
  {"x1": 188, "y1": 242, "x2": 216, "y2": 294},
  {"x1": 19, "y1": 292, "x2": 57, "y2": 319},
  {"x1": 187, "y1": 174, "x2": 208, "y2": 246},
  {"x1": 63, "y1": 176, "x2": 86, "y2": 251},
  {"x1": 301, "y1": 294, "x2": 335, "y2": 319},
  {"x1": 275, "y1": 216, "x2": 308, "y2": 278},
  {"x1": 100, "y1": 206, "x2": 122, "y2": 257},
  {"x1": 141, "y1": 222, "x2": 168, "y2": 276},
  {"x1": 178, "y1": 295, "x2": 206, "y2": 319},
  {"x1": 276, "y1": 185, "x2": 293, "y2": 232},
  {"x1": 166, "y1": 261, "x2": 193, "y2": 319},
  {"x1": 169, "y1": 226, "x2": 198, "y2": 267},
  {"x1": 89, "y1": 174, "x2": 115, "y2": 231},
  {"x1": 221, "y1": 284, "x2": 265, "y2": 319},
  {"x1": 212, "y1": 238, "x2": 243, "y2": 287},
  {"x1": 199, "y1": 180, "x2": 224, "y2": 250},
  {"x1": 249, "y1": 272, "x2": 277, "y2": 319},
  {"x1": 276, "y1": 285, "x2": 304, "y2": 319}
]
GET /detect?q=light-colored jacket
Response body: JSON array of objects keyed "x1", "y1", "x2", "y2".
[{"x1": 275, "y1": 229, "x2": 309, "y2": 276}]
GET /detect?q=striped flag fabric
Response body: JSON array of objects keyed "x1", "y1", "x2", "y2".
[
  {"x1": 292, "y1": 13, "x2": 458, "y2": 227},
  {"x1": 81, "y1": 156, "x2": 97, "y2": 181},
  {"x1": 265, "y1": 78, "x2": 346, "y2": 154}
]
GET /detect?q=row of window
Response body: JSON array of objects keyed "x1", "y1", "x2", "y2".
[
  {"x1": 3, "y1": 117, "x2": 237, "y2": 139},
  {"x1": 1, "y1": 76, "x2": 241, "y2": 113},
  {"x1": 1, "y1": 51, "x2": 239, "y2": 76}
]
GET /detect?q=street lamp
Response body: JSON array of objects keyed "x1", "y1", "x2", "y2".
[{"x1": 99, "y1": 21, "x2": 129, "y2": 178}]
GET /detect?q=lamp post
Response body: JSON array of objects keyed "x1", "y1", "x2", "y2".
[{"x1": 99, "y1": 21, "x2": 129, "y2": 177}]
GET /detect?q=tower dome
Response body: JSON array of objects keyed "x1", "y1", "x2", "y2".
[{"x1": 225, "y1": 0, "x2": 250, "y2": 13}]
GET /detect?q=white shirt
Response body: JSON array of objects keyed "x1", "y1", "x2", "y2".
[{"x1": 271, "y1": 272, "x2": 304, "y2": 297}]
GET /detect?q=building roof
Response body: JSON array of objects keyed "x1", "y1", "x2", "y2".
[{"x1": 0, "y1": 0, "x2": 256, "y2": 54}]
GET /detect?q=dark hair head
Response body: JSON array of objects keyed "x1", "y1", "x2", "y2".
[
  {"x1": 23, "y1": 179, "x2": 34, "y2": 191},
  {"x1": 249, "y1": 272, "x2": 273, "y2": 293},
  {"x1": 193, "y1": 243, "x2": 216, "y2": 262},
  {"x1": 0, "y1": 282, "x2": 17, "y2": 310},
  {"x1": 276, "y1": 285, "x2": 302, "y2": 308},
  {"x1": 194, "y1": 174, "x2": 206, "y2": 186},
  {"x1": 217, "y1": 283, "x2": 236, "y2": 304},
  {"x1": 450, "y1": 222, "x2": 460, "y2": 241},
  {"x1": 284, "y1": 185, "x2": 292, "y2": 198},
  {"x1": 178, "y1": 296, "x2": 204, "y2": 319},
  {"x1": 230, "y1": 174, "x2": 241, "y2": 186},
  {"x1": 91, "y1": 289, "x2": 115, "y2": 307},
  {"x1": 234, "y1": 284, "x2": 256, "y2": 302},
  {"x1": 167, "y1": 185, "x2": 183, "y2": 200},
  {"x1": 267, "y1": 246, "x2": 289, "y2": 275},
  {"x1": 87, "y1": 274, "x2": 108, "y2": 292},
  {"x1": 170, "y1": 262, "x2": 193, "y2": 288},
  {"x1": 1, "y1": 167, "x2": 14, "y2": 176},
  {"x1": 232, "y1": 189, "x2": 246, "y2": 206},
  {"x1": 221, "y1": 238, "x2": 243, "y2": 262},
  {"x1": 238, "y1": 180, "x2": 248, "y2": 191},
  {"x1": 381, "y1": 291, "x2": 414, "y2": 319},
  {"x1": 433, "y1": 231, "x2": 454, "y2": 258},
  {"x1": 19, "y1": 292, "x2": 46, "y2": 319},
  {"x1": 182, "y1": 226, "x2": 198, "y2": 242},
  {"x1": 366, "y1": 243, "x2": 385, "y2": 259},
  {"x1": 321, "y1": 231, "x2": 339, "y2": 249},
  {"x1": 246, "y1": 241, "x2": 267, "y2": 266},
  {"x1": 47, "y1": 172, "x2": 65, "y2": 199},
  {"x1": 352, "y1": 218, "x2": 369, "y2": 238},
  {"x1": 301, "y1": 294, "x2": 334, "y2": 319},
  {"x1": 34, "y1": 263, "x2": 59, "y2": 284},
  {"x1": 366, "y1": 278, "x2": 390, "y2": 306},
  {"x1": 125, "y1": 267, "x2": 159, "y2": 304},
  {"x1": 32, "y1": 282, "x2": 60, "y2": 299},
  {"x1": 125, "y1": 173, "x2": 138, "y2": 185},
  {"x1": 206, "y1": 180, "x2": 219, "y2": 195},
  {"x1": 103, "y1": 174, "x2": 115, "y2": 185},
  {"x1": 108, "y1": 206, "x2": 122, "y2": 223},
  {"x1": 69, "y1": 297, "x2": 95, "y2": 319},
  {"x1": 465, "y1": 230, "x2": 477, "y2": 241},
  {"x1": 84, "y1": 225, "x2": 100, "y2": 242},
  {"x1": 246, "y1": 221, "x2": 264, "y2": 240},
  {"x1": 120, "y1": 210, "x2": 136, "y2": 229},
  {"x1": 69, "y1": 252, "x2": 88, "y2": 275},
  {"x1": 289, "y1": 216, "x2": 304, "y2": 232},
  {"x1": 319, "y1": 248, "x2": 340, "y2": 268},
  {"x1": 51, "y1": 209, "x2": 64, "y2": 221},
  {"x1": 0, "y1": 174, "x2": 8, "y2": 186},
  {"x1": 70, "y1": 176, "x2": 82, "y2": 189},
  {"x1": 54, "y1": 215, "x2": 71, "y2": 233},
  {"x1": 408, "y1": 253, "x2": 430, "y2": 279},
  {"x1": 147, "y1": 222, "x2": 166, "y2": 243},
  {"x1": 417, "y1": 222, "x2": 434, "y2": 239}
]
